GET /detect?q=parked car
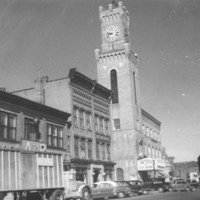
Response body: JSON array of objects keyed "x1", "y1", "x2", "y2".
[
  {"x1": 143, "y1": 180, "x2": 172, "y2": 192},
  {"x1": 189, "y1": 180, "x2": 200, "y2": 189},
  {"x1": 171, "y1": 179, "x2": 195, "y2": 192},
  {"x1": 91, "y1": 181, "x2": 132, "y2": 199},
  {"x1": 65, "y1": 180, "x2": 92, "y2": 200},
  {"x1": 127, "y1": 180, "x2": 149, "y2": 195}
]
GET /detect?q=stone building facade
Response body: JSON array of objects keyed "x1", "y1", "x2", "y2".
[{"x1": 12, "y1": 68, "x2": 115, "y2": 186}]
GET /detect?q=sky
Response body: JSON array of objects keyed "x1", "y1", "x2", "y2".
[{"x1": 0, "y1": 0, "x2": 200, "y2": 163}]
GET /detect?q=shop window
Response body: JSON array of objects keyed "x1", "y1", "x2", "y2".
[
  {"x1": 47, "y1": 123, "x2": 63, "y2": 148},
  {"x1": 113, "y1": 118, "x2": 120, "y2": 130},
  {"x1": 25, "y1": 118, "x2": 40, "y2": 142},
  {"x1": 0, "y1": 111, "x2": 16, "y2": 141}
]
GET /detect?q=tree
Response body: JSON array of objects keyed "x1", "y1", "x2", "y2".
[{"x1": 198, "y1": 155, "x2": 200, "y2": 173}]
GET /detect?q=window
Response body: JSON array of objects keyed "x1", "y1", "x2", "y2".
[
  {"x1": 86, "y1": 112, "x2": 91, "y2": 130},
  {"x1": 104, "y1": 119, "x2": 109, "y2": 135},
  {"x1": 0, "y1": 111, "x2": 16, "y2": 141},
  {"x1": 148, "y1": 145, "x2": 151, "y2": 157},
  {"x1": 110, "y1": 69, "x2": 119, "y2": 104},
  {"x1": 79, "y1": 110, "x2": 84, "y2": 128},
  {"x1": 107, "y1": 144, "x2": 111, "y2": 160},
  {"x1": 25, "y1": 118, "x2": 40, "y2": 141},
  {"x1": 47, "y1": 124, "x2": 63, "y2": 148},
  {"x1": 67, "y1": 135, "x2": 70, "y2": 151},
  {"x1": 99, "y1": 117, "x2": 103, "y2": 133},
  {"x1": 88, "y1": 140, "x2": 92, "y2": 159},
  {"x1": 154, "y1": 131, "x2": 156, "y2": 140},
  {"x1": 113, "y1": 119, "x2": 120, "y2": 130},
  {"x1": 157, "y1": 133, "x2": 160, "y2": 141},
  {"x1": 80, "y1": 138, "x2": 86, "y2": 158},
  {"x1": 133, "y1": 72, "x2": 137, "y2": 105},
  {"x1": 95, "y1": 115, "x2": 99, "y2": 132},
  {"x1": 146, "y1": 127, "x2": 149, "y2": 136},
  {"x1": 137, "y1": 120, "x2": 139, "y2": 130},
  {"x1": 75, "y1": 137, "x2": 79, "y2": 157},
  {"x1": 152, "y1": 147, "x2": 155, "y2": 158},
  {"x1": 142, "y1": 124, "x2": 145, "y2": 134},
  {"x1": 144, "y1": 143, "x2": 147, "y2": 155},
  {"x1": 102, "y1": 143, "x2": 105, "y2": 160},
  {"x1": 73, "y1": 107, "x2": 78, "y2": 127},
  {"x1": 96, "y1": 142, "x2": 100, "y2": 160}
]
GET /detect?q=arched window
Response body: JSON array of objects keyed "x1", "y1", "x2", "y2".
[
  {"x1": 133, "y1": 72, "x2": 137, "y2": 105},
  {"x1": 110, "y1": 69, "x2": 119, "y2": 104}
]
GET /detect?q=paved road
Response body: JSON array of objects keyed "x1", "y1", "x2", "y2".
[{"x1": 113, "y1": 190, "x2": 200, "y2": 200}]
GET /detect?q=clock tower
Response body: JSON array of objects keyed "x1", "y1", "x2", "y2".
[{"x1": 95, "y1": 1, "x2": 143, "y2": 180}]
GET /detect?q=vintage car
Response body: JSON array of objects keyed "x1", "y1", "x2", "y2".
[
  {"x1": 64, "y1": 180, "x2": 92, "y2": 200},
  {"x1": 127, "y1": 180, "x2": 149, "y2": 195},
  {"x1": 171, "y1": 179, "x2": 195, "y2": 192},
  {"x1": 91, "y1": 181, "x2": 132, "y2": 199}
]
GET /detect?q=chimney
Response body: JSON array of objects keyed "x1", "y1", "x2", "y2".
[{"x1": 33, "y1": 76, "x2": 48, "y2": 104}]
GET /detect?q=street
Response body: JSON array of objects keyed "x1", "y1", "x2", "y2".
[{"x1": 112, "y1": 190, "x2": 200, "y2": 200}]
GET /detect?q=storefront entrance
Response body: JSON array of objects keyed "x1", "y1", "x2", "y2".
[{"x1": 93, "y1": 169, "x2": 101, "y2": 183}]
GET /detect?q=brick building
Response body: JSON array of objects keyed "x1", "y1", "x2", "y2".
[
  {"x1": 95, "y1": 1, "x2": 164, "y2": 180},
  {"x1": 12, "y1": 68, "x2": 115, "y2": 186}
]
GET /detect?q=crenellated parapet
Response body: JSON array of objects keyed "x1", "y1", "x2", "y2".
[
  {"x1": 95, "y1": 47, "x2": 138, "y2": 66},
  {"x1": 99, "y1": 1, "x2": 129, "y2": 26}
]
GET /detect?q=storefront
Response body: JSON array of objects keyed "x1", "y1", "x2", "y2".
[{"x1": 137, "y1": 158, "x2": 166, "y2": 182}]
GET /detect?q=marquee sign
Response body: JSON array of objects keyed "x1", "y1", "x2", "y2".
[{"x1": 137, "y1": 158, "x2": 165, "y2": 171}]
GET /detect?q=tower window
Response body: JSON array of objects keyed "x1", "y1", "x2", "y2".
[
  {"x1": 110, "y1": 69, "x2": 119, "y2": 104},
  {"x1": 133, "y1": 72, "x2": 137, "y2": 105},
  {"x1": 113, "y1": 118, "x2": 120, "y2": 130}
]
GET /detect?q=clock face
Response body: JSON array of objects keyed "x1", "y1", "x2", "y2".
[{"x1": 105, "y1": 25, "x2": 120, "y2": 42}]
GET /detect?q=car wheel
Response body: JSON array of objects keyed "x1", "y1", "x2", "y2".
[
  {"x1": 128, "y1": 192, "x2": 134, "y2": 197},
  {"x1": 82, "y1": 188, "x2": 92, "y2": 200},
  {"x1": 117, "y1": 192, "x2": 125, "y2": 198},
  {"x1": 191, "y1": 186, "x2": 196, "y2": 192},
  {"x1": 168, "y1": 187, "x2": 173, "y2": 192}
]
